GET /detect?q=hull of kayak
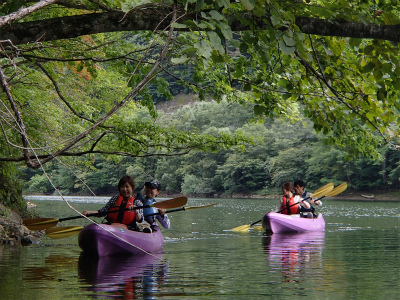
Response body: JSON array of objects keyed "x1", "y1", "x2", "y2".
[
  {"x1": 262, "y1": 212, "x2": 325, "y2": 233},
  {"x1": 78, "y1": 223, "x2": 164, "y2": 257}
]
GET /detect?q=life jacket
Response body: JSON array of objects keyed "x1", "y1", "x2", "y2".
[
  {"x1": 107, "y1": 195, "x2": 136, "y2": 225},
  {"x1": 143, "y1": 198, "x2": 157, "y2": 224},
  {"x1": 280, "y1": 196, "x2": 300, "y2": 215}
]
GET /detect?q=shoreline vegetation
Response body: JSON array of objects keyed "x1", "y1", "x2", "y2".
[{"x1": 23, "y1": 191, "x2": 400, "y2": 202}]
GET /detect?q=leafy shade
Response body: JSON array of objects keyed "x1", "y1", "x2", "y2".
[{"x1": 1, "y1": 0, "x2": 400, "y2": 172}]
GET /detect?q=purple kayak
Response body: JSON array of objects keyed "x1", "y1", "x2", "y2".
[
  {"x1": 78, "y1": 223, "x2": 164, "y2": 257},
  {"x1": 262, "y1": 212, "x2": 325, "y2": 233}
]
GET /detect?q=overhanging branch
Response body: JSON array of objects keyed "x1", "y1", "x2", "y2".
[{"x1": 2, "y1": 5, "x2": 400, "y2": 46}]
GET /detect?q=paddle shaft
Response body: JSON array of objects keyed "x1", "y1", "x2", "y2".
[
  {"x1": 250, "y1": 195, "x2": 317, "y2": 227},
  {"x1": 58, "y1": 202, "x2": 169, "y2": 222},
  {"x1": 275, "y1": 195, "x2": 312, "y2": 214},
  {"x1": 145, "y1": 207, "x2": 185, "y2": 217},
  {"x1": 276, "y1": 182, "x2": 346, "y2": 214}
]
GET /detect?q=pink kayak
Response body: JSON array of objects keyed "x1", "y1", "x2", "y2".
[
  {"x1": 262, "y1": 212, "x2": 325, "y2": 233},
  {"x1": 78, "y1": 223, "x2": 164, "y2": 257}
]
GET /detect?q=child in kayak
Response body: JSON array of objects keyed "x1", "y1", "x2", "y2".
[
  {"x1": 279, "y1": 182, "x2": 311, "y2": 215},
  {"x1": 82, "y1": 175, "x2": 144, "y2": 231},
  {"x1": 141, "y1": 179, "x2": 170, "y2": 231}
]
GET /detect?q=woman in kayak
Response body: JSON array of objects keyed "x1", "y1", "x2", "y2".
[
  {"x1": 82, "y1": 175, "x2": 144, "y2": 231},
  {"x1": 279, "y1": 182, "x2": 310, "y2": 215},
  {"x1": 141, "y1": 179, "x2": 170, "y2": 231}
]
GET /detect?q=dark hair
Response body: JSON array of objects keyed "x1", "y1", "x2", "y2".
[
  {"x1": 118, "y1": 175, "x2": 135, "y2": 190},
  {"x1": 282, "y1": 182, "x2": 294, "y2": 191},
  {"x1": 294, "y1": 180, "x2": 306, "y2": 188}
]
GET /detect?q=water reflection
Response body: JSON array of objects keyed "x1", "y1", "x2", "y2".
[
  {"x1": 23, "y1": 253, "x2": 79, "y2": 284},
  {"x1": 78, "y1": 253, "x2": 168, "y2": 299},
  {"x1": 263, "y1": 232, "x2": 325, "y2": 283}
]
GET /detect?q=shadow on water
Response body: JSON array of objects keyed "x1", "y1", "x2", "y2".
[
  {"x1": 262, "y1": 231, "x2": 325, "y2": 283},
  {"x1": 78, "y1": 252, "x2": 169, "y2": 298}
]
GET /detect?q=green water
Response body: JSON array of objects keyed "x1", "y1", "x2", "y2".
[{"x1": 1, "y1": 198, "x2": 399, "y2": 299}]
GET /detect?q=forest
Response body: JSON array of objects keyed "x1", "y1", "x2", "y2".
[
  {"x1": 19, "y1": 96, "x2": 400, "y2": 197},
  {"x1": 2, "y1": 0, "x2": 400, "y2": 209}
]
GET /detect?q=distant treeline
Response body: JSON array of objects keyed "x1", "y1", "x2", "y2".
[{"x1": 20, "y1": 99, "x2": 400, "y2": 197}]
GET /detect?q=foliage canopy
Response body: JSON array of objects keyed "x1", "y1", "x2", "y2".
[{"x1": 1, "y1": 0, "x2": 400, "y2": 176}]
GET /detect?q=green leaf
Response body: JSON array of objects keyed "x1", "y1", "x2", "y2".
[
  {"x1": 349, "y1": 38, "x2": 362, "y2": 48},
  {"x1": 283, "y1": 35, "x2": 296, "y2": 47},
  {"x1": 240, "y1": 42, "x2": 248, "y2": 53},
  {"x1": 382, "y1": 63, "x2": 392, "y2": 74},
  {"x1": 195, "y1": 41, "x2": 212, "y2": 59},
  {"x1": 362, "y1": 62, "x2": 375, "y2": 73},
  {"x1": 270, "y1": 15, "x2": 282, "y2": 27},
  {"x1": 195, "y1": 0, "x2": 205, "y2": 10},
  {"x1": 207, "y1": 31, "x2": 224, "y2": 54},
  {"x1": 243, "y1": 83, "x2": 252, "y2": 91},
  {"x1": 171, "y1": 55, "x2": 189, "y2": 64},
  {"x1": 373, "y1": 69, "x2": 383, "y2": 80},
  {"x1": 279, "y1": 40, "x2": 295, "y2": 55},
  {"x1": 364, "y1": 45, "x2": 374, "y2": 55},
  {"x1": 241, "y1": 0, "x2": 255, "y2": 10},
  {"x1": 171, "y1": 22, "x2": 188, "y2": 28},
  {"x1": 216, "y1": 22, "x2": 233, "y2": 40},
  {"x1": 209, "y1": 10, "x2": 224, "y2": 21},
  {"x1": 254, "y1": 105, "x2": 264, "y2": 115},
  {"x1": 392, "y1": 79, "x2": 400, "y2": 90}
]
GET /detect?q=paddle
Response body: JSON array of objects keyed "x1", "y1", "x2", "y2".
[
  {"x1": 276, "y1": 182, "x2": 347, "y2": 214},
  {"x1": 44, "y1": 202, "x2": 218, "y2": 239},
  {"x1": 231, "y1": 182, "x2": 334, "y2": 232},
  {"x1": 274, "y1": 184, "x2": 335, "y2": 214},
  {"x1": 23, "y1": 196, "x2": 188, "y2": 231},
  {"x1": 45, "y1": 226, "x2": 84, "y2": 239},
  {"x1": 144, "y1": 202, "x2": 219, "y2": 217},
  {"x1": 249, "y1": 182, "x2": 348, "y2": 231},
  {"x1": 311, "y1": 182, "x2": 347, "y2": 202}
]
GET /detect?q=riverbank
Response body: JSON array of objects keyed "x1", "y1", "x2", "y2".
[
  {"x1": 24, "y1": 190, "x2": 400, "y2": 201},
  {"x1": 161, "y1": 191, "x2": 400, "y2": 201},
  {"x1": 0, "y1": 203, "x2": 42, "y2": 245}
]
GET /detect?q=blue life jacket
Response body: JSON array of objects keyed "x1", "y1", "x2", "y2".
[{"x1": 143, "y1": 198, "x2": 157, "y2": 223}]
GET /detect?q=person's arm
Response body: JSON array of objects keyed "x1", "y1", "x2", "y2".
[
  {"x1": 82, "y1": 210, "x2": 98, "y2": 216},
  {"x1": 133, "y1": 199, "x2": 144, "y2": 222},
  {"x1": 83, "y1": 195, "x2": 117, "y2": 216},
  {"x1": 312, "y1": 199, "x2": 323, "y2": 206},
  {"x1": 155, "y1": 209, "x2": 170, "y2": 229},
  {"x1": 295, "y1": 195, "x2": 311, "y2": 209}
]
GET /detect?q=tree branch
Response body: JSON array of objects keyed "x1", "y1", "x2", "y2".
[
  {"x1": 0, "y1": 65, "x2": 37, "y2": 167},
  {"x1": 2, "y1": 5, "x2": 400, "y2": 46},
  {"x1": 0, "y1": 0, "x2": 59, "y2": 28}
]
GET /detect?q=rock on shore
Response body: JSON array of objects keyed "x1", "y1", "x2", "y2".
[{"x1": 0, "y1": 204, "x2": 42, "y2": 246}]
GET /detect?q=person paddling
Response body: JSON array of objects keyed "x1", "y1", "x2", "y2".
[
  {"x1": 142, "y1": 179, "x2": 170, "y2": 231},
  {"x1": 82, "y1": 175, "x2": 144, "y2": 231},
  {"x1": 279, "y1": 182, "x2": 310, "y2": 215},
  {"x1": 294, "y1": 180, "x2": 322, "y2": 216}
]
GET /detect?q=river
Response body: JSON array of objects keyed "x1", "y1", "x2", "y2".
[{"x1": 1, "y1": 197, "x2": 399, "y2": 299}]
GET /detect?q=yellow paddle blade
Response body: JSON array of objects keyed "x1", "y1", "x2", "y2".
[
  {"x1": 253, "y1": 225, "x2": 264, "y2": 231},
  {"x1": 23, "y1": 218, "x2": 60, "y2": 231},
  {"x1": 231, "y1": 224, "x2": 251, "y2": 232},
  {"x1": 311, "y1": 182, "x2": 334, "y2": 199},
  {"x1": 152, "y1": 196, "x2": 188, "y2": 209},
  {"x1": 45, "y1": 226, "x2": 84, "y2": 239},
  {"x1": 325, "y1": 182, "x2": 347, "y2": 197}
]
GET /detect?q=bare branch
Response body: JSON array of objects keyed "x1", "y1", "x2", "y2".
[
  {"x1": 0, "y1": 0, "x2": 59, "y2": 28},
  {"x1": 0, "y1": 65, "x2": 37, "y2": 167}
]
